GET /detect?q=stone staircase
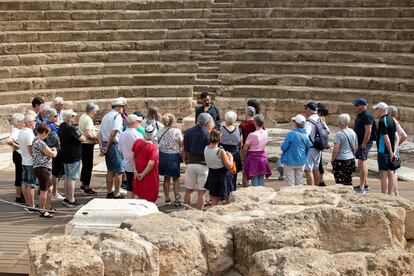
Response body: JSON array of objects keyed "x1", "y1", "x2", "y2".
[{"x1": 0, "y1": 0, "x2": 413, "y2": 133}]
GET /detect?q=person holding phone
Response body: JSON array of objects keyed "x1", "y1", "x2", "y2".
[{"x1": 195, "y1": 92, "x2": 221, "y2": 128}]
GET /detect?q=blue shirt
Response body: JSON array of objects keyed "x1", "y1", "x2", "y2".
[
  {"x1": 280, "y1": 128, "x2": 311, "y2": 166},
  {"x1": 377, "y1": 115, "x2": 396, "y2": 155},
  {"x1": 184, "y1": 125, "x2": 210, "y2": 164}
]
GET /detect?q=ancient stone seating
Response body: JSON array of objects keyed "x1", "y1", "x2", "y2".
[{"x1": 0, "y1": 0, "x2": 413, "y2": 132}]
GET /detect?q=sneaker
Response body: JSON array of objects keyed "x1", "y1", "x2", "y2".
[
  {"x1": 355, "y1": 187, "x2": 366, "y2": 195},
  {"x1": 113, "y1": 194, "x2": 125, "y2": 199},
  {"x1": 65, "y1": 199, "x2": 81, "y2": 207},
  {"x1": 25, "y1": 206, "x2": 38, "y2": 214},
  {"x1": 106, "y1": 192, "x2": 114, "y2": 199},
  {"x1": 62, "y1": 198, "x2": 70, "y2": 207},
  {"x1": 52, "y1": 192, "x2": 65, "y2": 200},
  {"x1": 120, "y1": 188, "x2": 127, "y2": 195},
  {"x1": 83, "y1": 188, "x2": 98, "y2": 195},
  {"x1": 15, "y1": 197, "x2": 25, "y2": 204},
  {"x1": 364, "y1": 184, "x2": 370, "y2": 191}
]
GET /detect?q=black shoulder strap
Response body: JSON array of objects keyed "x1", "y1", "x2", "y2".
[
  {"x1": 341, "y1": 130, "x2": 355, "y2": 157},
  {"x1": 158, "y1": 127, "x2": 171, "y2": 143}
]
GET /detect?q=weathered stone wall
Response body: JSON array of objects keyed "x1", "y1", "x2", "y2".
[
  {"x1": 28, "y1": 186, "x2": 414, "y2": 275},
  {"x1": 0, "y1": 0, "x2": 414, "y2": 133}
]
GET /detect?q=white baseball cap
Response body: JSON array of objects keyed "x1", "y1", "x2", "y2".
[
  {"x1": 62, "y1": 109, "x2": 77, "y2": 119},
  {"x1": 127, "y1": 114, "x2": 142, "y2": 123},
  {"x1": 373, "y1": 102, "x2": 388, "y2": 110},
  {"x1": 292, "y1": 114, "x2": 306, "y2": 125},
  {"x1": 111, "y1": 98, "x2": 125, "y2": 107}
]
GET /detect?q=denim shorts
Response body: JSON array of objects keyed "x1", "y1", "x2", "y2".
[
  {"x1": 64, "y1": 161, "x2": 81, "y2": 180},
  {"x1": 104, "y1": 142, "x2": 124, "y2": 173},
  {"x1": 22, "y1": 165, "x2": 36, "y2": 188},
  {"x1": 159, "y1": 152, "x2": 181, "y2": 177},
  {"x1": 377, "y1": 152, "x2": 391, "y2": 171},
  {"x1": 356, "y1": 142, "x2": 373, "y2": 160}
]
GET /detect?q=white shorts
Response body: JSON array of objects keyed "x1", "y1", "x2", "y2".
[
  {"x1": 305, "y1": 148, "x2": 322, "y2": 171},
  {"x1": 184, "y1": 163, "x2": 208, "y2": 190}
]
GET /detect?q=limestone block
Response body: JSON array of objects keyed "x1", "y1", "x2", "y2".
[
  {"x1": 28, "y1": 235, "x2": 104, "y2": 276},
  {"x1": 65, "y1": 198, "x2": 159, "y2": 235},
  {"x1": 19, "y1": 53, "x2": 48, "y2": 65},
  {"x1": 126, "y1": 213, "x2": 208, "y2": 276},
  {"x1": 171, "y1": 211, "x2": 234, "y2": 274},
  {"x1": 4, "y1": 43, "x2": 30, "y2": 54},
  {"x1": 44, "y1": 11, "x2": 71, "y2": 20},
  {"x1": 0, "y1": 55, "x2": 19, "y2": 66},
  {"x1": 272, "y1": 186, "x2": 343, "y2": 206},
  {"x1": 95, "y1": 229, "x2": 159, "y2": 276},
  {"x1": 248, "y1": 248, "x2": 340, "y2": 276}
]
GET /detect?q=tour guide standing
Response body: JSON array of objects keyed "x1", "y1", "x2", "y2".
[
  {"x1": 98, "y1": 98, "x2": 125, "y2": 199},
  {"x1": 183, "y1": 113, "x2": 211, "y2": 210},
  {"x1": 195, "y1": 92, "x2": 221, "y2": 128},
  {"x1": 352, "y1": 98, "x2": 375, "y2": 194}
]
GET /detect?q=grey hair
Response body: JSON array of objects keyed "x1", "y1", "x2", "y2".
[
  {"x1": 53, "y1": 97, "x2": 64, "y2": 105},
  {"x1": 11, "y1": 113, "x2": 24, "y2": 126},
  {"x1": 245, "y1": 106, "x2": 256, "y2": 117},
  {"x1": 253, "y1": 114, "x2": 265, "y2": 127},
  {"x1": 388, "y1": 105, "x2": 398, "y2": 118},
  {"x1": 225, "y1": 111, "x2": 237, "y2": 124},
  {"x1": 39, "y1": 103, "x2": 50, "y2": 113},
  {"x1": 85, "y1": 102, "x2": 99, "y2": 113},
  {"x1": 338, "y1": 113, "x2": 351, "y2": 126}
]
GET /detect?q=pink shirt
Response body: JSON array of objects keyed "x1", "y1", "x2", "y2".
[{"x1": 246, "y1": 129, "x2": 268, "y2": 152}]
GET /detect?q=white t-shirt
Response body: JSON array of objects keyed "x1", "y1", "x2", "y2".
[
  {"x1": 10, "y1": 127, "x2": 21, "y2": 154},
  {"x1": 305, "y1": 114, "x2": 320, "y2": 141},
  {"x1": 99, "y1": 109, "x2": 123, "y2": 143},
  {"x1": 78, "y1": 113, "x2": 97, "y2": 144},
  {"x1": 119, "y1": 128, "x2": 143, "y2": 172},
  {"x1": 17, "y1": 127, "x2": 35, "y2": 166}
]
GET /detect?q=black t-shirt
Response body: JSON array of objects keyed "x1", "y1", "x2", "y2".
[
  {"x1": 377, "y1": 115, "x2": 396, "y2": 155},
  {"x1": 353, "y1": 110, "x2": 375, "y2": 145},
  {"x1": 58, "y1": 122, "x2": 82, "y2": 163},
  {"x1": 195, "y1": 105, "x2": 221, "y2": 128}
]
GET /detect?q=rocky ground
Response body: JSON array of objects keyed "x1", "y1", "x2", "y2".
[{"x1": 28, "y1": 185, "x2": 414, "y2": 275}]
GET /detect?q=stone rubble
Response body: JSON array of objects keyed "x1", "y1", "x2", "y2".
[{"x1": 28, "y1": 185, "x2": 414, "y2": 275}]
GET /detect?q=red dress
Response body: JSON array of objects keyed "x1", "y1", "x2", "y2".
[{"x1": 131, "y1": 139, "x2": 159, "y2": 202}]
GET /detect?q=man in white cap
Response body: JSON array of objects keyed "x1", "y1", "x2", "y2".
[
  {"x1": 58, "y1": 109, "x2": 85, "y2": 207},
  {"x1": 280, "y1": 114, "x2": 311, "y2": 186},
  {"x1": 119, "y1": 114, "x2": 143, "y2": 198},
  {"x1": 374, "y1": 102, "x2": 398, "y2": 195},
  {"x1": 98, "y1": 98, "x2": 125, "y2": 199}
]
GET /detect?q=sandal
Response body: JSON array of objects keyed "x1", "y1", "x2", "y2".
[
  {"x1": 39, "y1": 211, "x2": 54, "y2": 218},
  {"x1": 48, "y1": 208, "x2": 57, "y2": 214}
]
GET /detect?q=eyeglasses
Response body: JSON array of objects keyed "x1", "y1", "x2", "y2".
[{"x1": 54, "y1": 115, "x2": 58, "y2": 118}]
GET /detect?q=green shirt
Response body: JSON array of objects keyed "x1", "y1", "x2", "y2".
[{"x1": 137, "y1": 127, "x2": 145, "y2": 137}]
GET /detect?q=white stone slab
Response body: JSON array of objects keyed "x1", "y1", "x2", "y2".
[{"x1": 65, "y1": 198, "x2": 159, "y2": 235}]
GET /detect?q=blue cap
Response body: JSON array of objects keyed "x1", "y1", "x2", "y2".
[
  {"x1": 304, "y1": 102, "x2": 318, "y2": 111},
  {"x1": 133, "y1": 111, "x2": 144, "y2": 118},
  {"x1": 352, "y1": 98, "x2": 367, "y2": 107}
]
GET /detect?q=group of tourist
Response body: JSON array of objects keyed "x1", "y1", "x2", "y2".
[
  {"x1": 280, "y1": 98, "x2": 407, "y2": 196},
  {"x1": 7, "y1": 92, "x2": 408, "y2": 217}
]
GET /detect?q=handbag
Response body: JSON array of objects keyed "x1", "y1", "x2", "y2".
[
  {"x1": 218, "y1": 147, "x2": 237, "y2": 174},
  {"x1": 389, "y1": 157, "x2": 401, "y2": 171}
]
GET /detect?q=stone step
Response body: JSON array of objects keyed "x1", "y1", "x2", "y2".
[
  {"x1": 0, "y1": 85, "x2": 194, "y2": 105},
  {"x1": 194, "y1": 78, "x2": 220, "y2": 85},
  {"x1": 198, "y1": 66, "x2": 220, "y2": 73},
  {"x1": 230, "y1": 18, "x2": 414, "y2": 29},
  {"x1": 210, "y1": 12, "x2": 231, "y2": 18},
  {"x1": 196, "y1": 73, "x2": 219, "y2": 79},
  {"x1": 0, "y1": 50, "x2": 194, "y2": 66},
  {"x1": 233, "y1": 0, "x2": 414, "y2": 8},
  {"x1": 0, "y1": 62, "x2": 198, "y2": 79},
  {"x1": 199, "y1": 61, "x2": 220, "y2": 67},
  {"x1": 3, "y1": 28, "x2": 413, "y2": 44},
  {"x1": 0, "y1": 73, "x2": 196, "y2": 92},
  {"x1": 224, "y1": 38, "x2": 414, "y2": 53},
  {"x1": 220, "y1": 73, "x2": 414, "y2": 93},
  {"x1": 0, "y1": 0, "x2": 213, "y2": 11},
  {"x1": 230, "y1": 7, "x2": 414, "y2": 18},
  {"x1": 193, "y1": 84, "x2": 219, "y2": 93},
  {"x1": 227, "y1": 28, "x2": 414, "y2": 41},
  {"x1": 220, "y1": 50, "x2": 414, "y2": 66},
  {"x1": 220, "y1": 61, "x2": 414, "y2": 78},
  {"x1": 220, "y1": 85, "x2": 414, "y2": 112},
  {"x1": 0, "y1": 9, "x2": 211, "y2": 21}
]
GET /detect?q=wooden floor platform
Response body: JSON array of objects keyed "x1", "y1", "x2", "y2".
[{"x1": 1, "y1": 170, "x2": 414, "y2": 275}]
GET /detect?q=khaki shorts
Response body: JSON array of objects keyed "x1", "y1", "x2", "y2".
[{"x1": 184, "y1": 163, "x2": 208, "y2": 190}]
